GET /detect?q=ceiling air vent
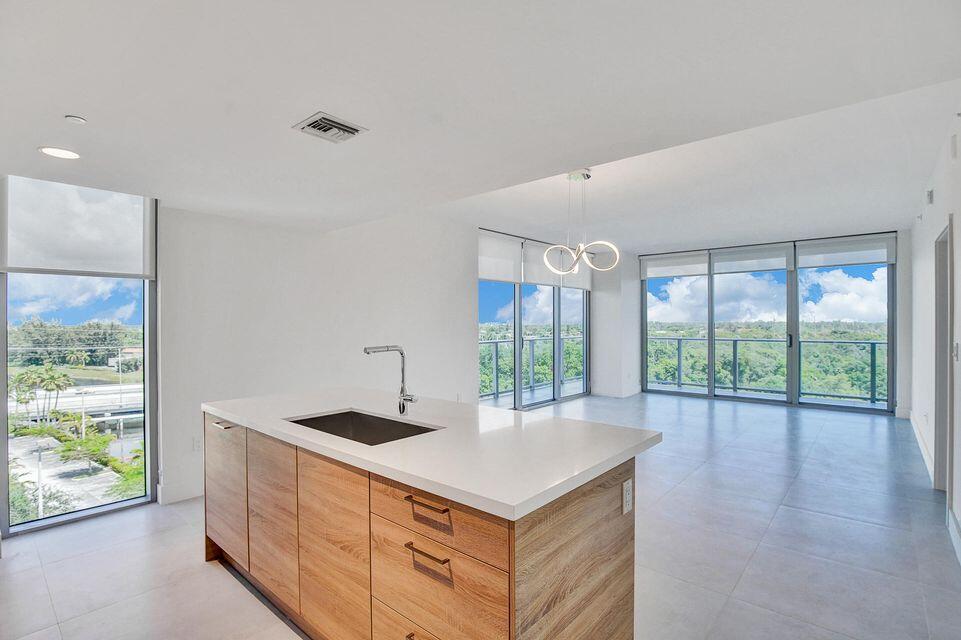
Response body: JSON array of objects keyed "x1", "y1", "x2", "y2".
[{"x1": 293, "y1": 110, "x2": 367, "y2": 143}]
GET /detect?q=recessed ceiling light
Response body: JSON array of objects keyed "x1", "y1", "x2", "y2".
[
  {"x1": 64, "y1": 114, "x2": 87, "y2": 124},
  {"x1": 38, "y1": 146, "x2": 80, "y2": 160}
]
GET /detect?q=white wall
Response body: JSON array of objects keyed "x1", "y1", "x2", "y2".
[
  {"x1": 897, "y1": 231, "x2": 913, "y2": 419},
  {"x1": 156, "y1": 208, "x2": 477, "y2": 504},
  {"x1": 911, "y1": 116, "x2": 961, "y2": 522},
  {"x1": 590, "y1": 258, "x2": 641, "y2": 398}
]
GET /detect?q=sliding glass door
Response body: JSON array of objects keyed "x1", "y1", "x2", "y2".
[
  {"x1": 520, "y1": 284, "x2": 554, "y2": 406},
  {"x1": 641, "y1": 234, "x2": 896, "y2": 411},
  {"x1": 560, "y1": 287, "x2": 587, "y2": 397},
  {"x1": 642, "y1": 253, "x2": 709, "y2": 393},
  {"x1": 796, "y1": 238, "x2": 893, "y2": 409},
  {"x1": 477, "y1": 232, "x2": 591, "y2": 409},
  {"x1": 711, "y1": 245, "x2": 791, "y2": 401},
  {"x1": 3, "y1": 176, "x2": 156, "y2": 534},
  {"x1": 478, "y1": 280, "x2": 515, "y2": 408}
]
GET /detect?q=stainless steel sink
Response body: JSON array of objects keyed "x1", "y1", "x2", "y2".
[{"x1": 287, "y1": 411, "x2": 436, "y2": 446}]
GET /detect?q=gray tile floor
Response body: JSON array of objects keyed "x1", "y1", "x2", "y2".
[
  {"x1": 1, "y1": 393, "x2": 959, "y2": 640},
  {"x1": 536, "y1": 393, "x2": 961, "y2": 640}
]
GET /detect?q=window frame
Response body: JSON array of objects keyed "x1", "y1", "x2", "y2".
[
  {"x1": 478, "y1": 279, "x2": 590, "y2": 411},
  {"x1": 0, "y1": 200, "x2": 159, "y2": 538},
  {"x1": 640, "y1": 232, "x2": 897, "y2": 414}
]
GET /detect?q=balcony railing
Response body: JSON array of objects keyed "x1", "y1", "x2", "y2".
[
  {"x1": 478, "y1": 336, "x2": 584, "y2": 400},
  {"x1": 646, "y1": 336, "x2": 888, "y2": 404}
]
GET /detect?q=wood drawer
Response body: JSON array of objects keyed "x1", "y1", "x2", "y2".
[
  {"x1": 371, "y1": 515, "x2": 510, "y2": 640},
  {"x1": 372, "y1": 598, "x2": 441, "y2": 640},
  {"x1": 370, "y1": 475, "x2": 510, "y2": 571}
]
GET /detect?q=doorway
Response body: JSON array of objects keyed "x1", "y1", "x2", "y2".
[{"x1": 934, "y1": 223, "x2": 952, "y2": 492}]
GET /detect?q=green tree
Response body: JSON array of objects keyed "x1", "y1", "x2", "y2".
[
  {"x1": 36, "y1": 363, "x2": 73, "y2": 421},
  {"x1": 8, "y1": 458, "x2": 74, "y2": 525},
  {"x1": 108, "y1": 444, "x2": 146, "y2": 499},
  {"x1": 57, "y1": 432, "x2": 114, "y2": 472},
  {"x1": 66, "y1": 350, "x2": 90, "y2": 367}
]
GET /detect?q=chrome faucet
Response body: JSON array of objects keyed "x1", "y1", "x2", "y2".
[{"x1": 363, "y1": 345, "x2": 417, "y2": 414}]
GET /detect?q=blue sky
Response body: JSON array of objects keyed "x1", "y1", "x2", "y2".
[
  {"x1": 478, "y1": 280, "x2": 513, "y2": 324},
  {"x1": 8, "y1": 273, "x2": 144, "y2": 326},
  {"x1": 479, "y1": 281, "x2": 585, "y2": 325},
  {"x1": 646, "y1": 264, "x2": 887, "y2": 323}
]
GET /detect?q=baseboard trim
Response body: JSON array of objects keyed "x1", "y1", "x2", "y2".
[
  {"x1": 910, "y1": 412, "x2": 936, "y2": 484},
  {"x1": 949, "y1": 509, "x2": 961, "y2": 570}
]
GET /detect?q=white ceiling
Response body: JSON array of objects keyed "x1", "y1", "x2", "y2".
[
  {"x1": 2, "y1": 2, "x2": 960, "y2": 232},
  {"x1": 440, "y1": 80, "x2": 961, "y2": 255}
]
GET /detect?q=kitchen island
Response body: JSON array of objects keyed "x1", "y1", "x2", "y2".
[{"x1": 202, "y1": 388, "x2": 661, "y2": 640}]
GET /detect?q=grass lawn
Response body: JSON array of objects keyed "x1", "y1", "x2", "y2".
[{"x1": 7, "y1": 365, "x2": 144, "y2": 386}]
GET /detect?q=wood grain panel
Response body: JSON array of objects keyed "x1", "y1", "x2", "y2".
[
  {"x1": 371, "y1": 475, "x2": 510, "y2": 571},
  {"x1": 204, "y1": 415, "x2": 249, "y2": 570},
  {"x1": 371, "y1": 514, "x2": 509, "y2": 640},
  {"x1": 512, "y1": 459, "x2": 634, "y2": 640},
  {"x1": 247, "y1": 430, "x2": 300, "y2": 612},
  {"x1": 298, "y1": 449, "x2": 372, "y2": 640},
  {"x1": 372, "y1": 598, "x2": 442, "y2": 640}
]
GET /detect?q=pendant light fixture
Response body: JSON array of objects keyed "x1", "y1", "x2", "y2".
[{"x1": 543, "y1": 169, "x2": 620, "y2": 275}]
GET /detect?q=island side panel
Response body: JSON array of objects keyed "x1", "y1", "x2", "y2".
[
  {"x1": 512, "y1": 459, "x2": 634, "y2": 640},
  {"x1": 298, "y1": 449, "x2": 372, "y2": 640}
]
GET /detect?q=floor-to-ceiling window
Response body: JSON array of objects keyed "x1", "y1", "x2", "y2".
[
  {"x1": 642, "y1": 252, "x2": 709, "y2": 393},
  {"x1": 2, "y1": 176, "x2": 156, "y2": 534},
  {"x1": 640, "y1": 234, "x2": 896, "y2": 411},
  {"x1": 560, "y1": 287, "x2": 587, "y2": 397},
  {"x1": 711, "y1": 245, "x2": 791, "y2": 401},
  {"x1": 796, "y1": 237, "x2": 893, "y2": 409},
  {"x1": 520, "y1": 284, "x2": 554, "y2": 405},
  {"x1": 477, "y1": 232, "x2": 590, "y2": 409},
  {"x1": 478, "y1": 280, "x2": 515, "y2": 408}
]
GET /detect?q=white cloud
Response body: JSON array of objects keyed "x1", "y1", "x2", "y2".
[
  {"x1": 647, "y1": 268, "x2": 887, "y2": 324},
  {"x1": 800, "y1": 267, "x2": 887, "y2": 322},
  {"x1": 8, "y1": 273, "x2": 121, "y2": 320},
  {"x1": 647, "y1": 275, "x2": 709, "y2": 323},
  {"x1": 91, "y1": 301, "x2": 137, "y2": 323},
  {"x1": 494, "y1": 286, "x2": 586, "y2": 325}
]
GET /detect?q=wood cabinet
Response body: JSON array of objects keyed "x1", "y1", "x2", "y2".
[
  {"x1": 204, "y1": 415, "x2": 249, "y2": 569},
  {"x1": 247, "y1": 430, "x2": 299, "y2": 612},
  {"x1": 298, "y1": 449, "x2": 372, "y2": 640},
  {"x1": 204, "y1": 412, "x2": 635, "y2": 640},
  {"x1": 371, "y1": 475, "x2": 511, "y2": 571},
  {"x1": 372, "y1": 598, "x2": 441, "y2": 640},
  {"x1": 371, "y1": 515, "x2": 510, "y2": 640}
]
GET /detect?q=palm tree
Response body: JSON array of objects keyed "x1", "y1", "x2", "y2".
[
  {"x1": 66, "y1": 350, "x2": 90, "y2": 368},
  {"x1": 8, "y1": 371, "x2": 37, "y2": 419},
  {"x1": 37, "y1": 363, "x2": 73, "y2": 422}
]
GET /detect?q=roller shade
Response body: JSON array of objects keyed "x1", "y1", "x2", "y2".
[
  {"x1": 2, "y1": 175, "x2": 155, "y2": 279},
  {"x1": 478, "y1": 231, "x2": 522, "y2": 282},
  {"x1": 711, "y1": 243, "x2": 794, "y2": 274},
  {"x1": 522, "y1": 240, "x2": 561, "y2": 287},
  {"x1": 640, "y1": 251, "x2": 709, "y2": 279},
  {"x1": 478, "y1": 231, "x2": 592, "y2": 290},
  {"x1": 796, "y1": 234, "x2": 896, "y2": 268}
]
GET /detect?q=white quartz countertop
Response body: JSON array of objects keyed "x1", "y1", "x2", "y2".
[{"x1": 201, "y1": 388, "x2": 661, "y2": 520}]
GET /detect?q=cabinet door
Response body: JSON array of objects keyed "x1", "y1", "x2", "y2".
[
  {"x1": 298, "y1": 449, "x2": 372, "y2": 640},
  {"x1": 247, "y1": 431, "x2": 299, "y2": 612},
  {"x1": 204, "y1": 415, "x2": 248, "y2": 569}
]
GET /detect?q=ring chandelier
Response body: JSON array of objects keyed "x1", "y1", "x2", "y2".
[{"x1": 543, "y1": 170, "x2": 620, "y2": 275}]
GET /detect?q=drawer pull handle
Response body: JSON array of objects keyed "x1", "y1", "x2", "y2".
[
  {"x1": 404, "y1": 494, "x2": 450, "y2": 514},
  {"x1": 405, "y1": 541, "x2": 450, "y2": 566},
  {"x1": 406, "y1": 635, "x2": 415, "y2": 640},
  {"x1": 211, "y1": 421, "x2": 233, "y2": 430}
]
